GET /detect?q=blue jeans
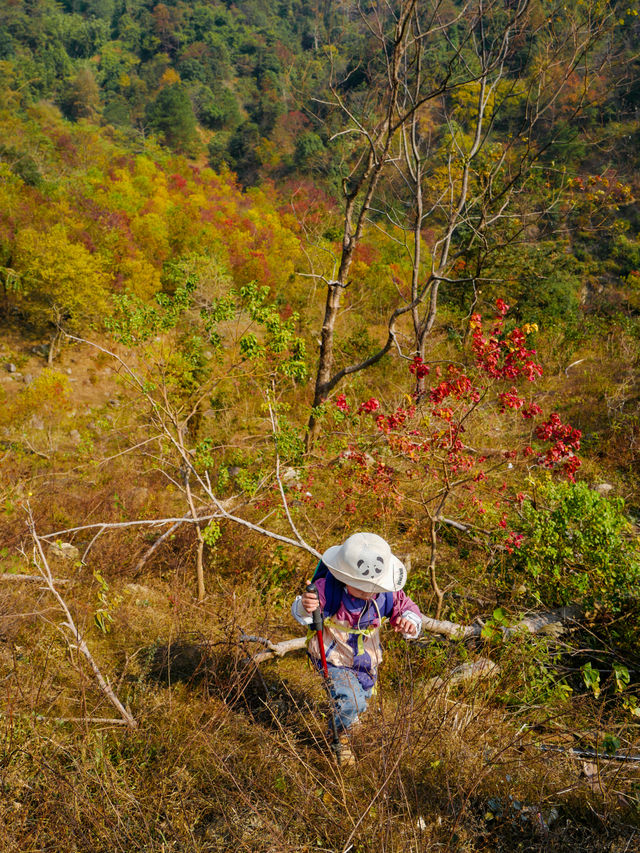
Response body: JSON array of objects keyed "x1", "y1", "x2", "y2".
[{"x1": 326, "y1": 664, "x2": 373, "y2": 732}]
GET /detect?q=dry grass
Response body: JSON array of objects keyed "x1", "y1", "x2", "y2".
[{"x1": 1, "y1": 566, "x2": 640, "y2": 853}]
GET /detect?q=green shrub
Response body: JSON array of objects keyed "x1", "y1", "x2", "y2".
[{"x1": 504, "y1": 478, "x2": 640, "y2": 618}]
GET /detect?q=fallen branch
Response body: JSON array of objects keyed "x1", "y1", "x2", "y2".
[
  {"x1": 421, "y1": 605, "x2": 582, "y2": 641},
  {"x1": 0, "y1": 573, "x2": 71, "y2": 584},
  {"x1": 133, "y1": 520, "x2": 184, "y2": 576},
  {"x1": 245, "y1": 606, "x2": 582, "y2": 663},
  {"x1": 243, "y1": 635, "x2": 307, "y2": 664},
  {"x1": 426, "y1": 657, "x2": 500, "y2": 691},
  {"x1": 26, "y1": 508, "x2": 137, "y2": 729},
  {"x1": 540, "y1": 744, "x2": 640, "y2": 764}
]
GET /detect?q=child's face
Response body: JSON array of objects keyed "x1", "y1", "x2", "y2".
[{"x1": 345, "y1": 584, "x2": 377, "y2": 600}]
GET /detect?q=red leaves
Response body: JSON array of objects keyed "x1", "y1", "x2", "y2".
[
  {"x1": 495, "y1": 298, "x2": 510, "y2": 316},
  {"x1": 375, "y1": 406, "x2": 414, "y2": 433},
  {"x1": 358, "y1": 398, "x2": 381, "y2": 414},
  {"x1": 499, "y1": 387, "x2": 525, "y2": 412},
  {"x1": 429, "y1": 370, "x2": 479, "y2": 405},
  {"x1": 335, "y1": 393, "x2": 350, "y2": 413},
  {"x1": 326, "y1": 299, "x2": 581, "y2": 532},
  {"x1": 471, "y1": 302, "x2": 542, "y2": 383},
  {"x1": 535, "y1": 413, "x2": 582, "y2": 480},
  {"x1": 409, "y1": 355, "x2": 430, "y2": 379}
]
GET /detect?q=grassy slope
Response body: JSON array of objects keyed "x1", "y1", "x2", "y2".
[{"x1": 1, "y1": 112, "x2": 640, "y2": 850}]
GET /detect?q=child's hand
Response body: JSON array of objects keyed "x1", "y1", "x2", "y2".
[
  {"x1": 301, "y1": 581, "x2": 319, "y2": 614},
  {"x1": 393, "y1": 616, "x2": 417, "y2": 636}
]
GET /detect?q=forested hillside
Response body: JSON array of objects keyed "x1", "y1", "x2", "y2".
[{"x1": 2, "y1": 1, "x2": 640, "y2": 851}]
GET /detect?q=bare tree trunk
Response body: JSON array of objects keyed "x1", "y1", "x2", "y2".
[
  {"x1": 428, "y1": 515, "x2": 444, "y2": 619},
  {"x1": 305, "y1": 2, "x2": 418, "y2": 448}
]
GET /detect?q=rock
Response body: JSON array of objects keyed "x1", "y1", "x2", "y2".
[
  {"x1": 48, "y1": 542, "x2": 80, "y2": 563},
  {"x1": 30, "y1": 345, "x2": 49, "y2": 358},
  {"x1": 594, "y1": 483, "x2": 613, "y2": 496},
  {"x1": 5, "y1": 363, "x2": 16, "y2": 373},
  {"x1": 69, "y1": 430, "x2": 82, "y2": 443},
  {"x1": 124, "y1": 583, "x2": 153, "y2": 596},
  {"x1": 65, "y1": 368, "x2": 72, "y2": 375},
  {"x1": 282, "y1": 466, "x2": 300, "y2": 483},
  {"x1": 23, "y1": 373, "x2": 34, "y2": 385},
  {"x1": 29, "y1": 415, "x2": 44, "y2": 431}
]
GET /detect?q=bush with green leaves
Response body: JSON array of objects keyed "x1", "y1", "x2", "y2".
[{"x1": 504, "y1": 478, "x2": 640, "y2": 618}]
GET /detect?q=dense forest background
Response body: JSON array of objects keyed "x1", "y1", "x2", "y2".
[{"x1": 2, "y1": 1, "x2": 640, "y2": 851}]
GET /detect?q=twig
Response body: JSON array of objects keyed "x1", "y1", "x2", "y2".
[
  {"x1": 267, "y1": 396, "x2": 312, "y2": 550},
  {"x1": 133, "y1": 520, "x2": 183, "y2": 576},
  {"x1": 539, "y1": 744, "x2": 640, "y2": 764}
]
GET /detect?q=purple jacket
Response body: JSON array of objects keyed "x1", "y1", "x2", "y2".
[{"x1": 292, "y1": 576, "x2": 423, "y2": 690}]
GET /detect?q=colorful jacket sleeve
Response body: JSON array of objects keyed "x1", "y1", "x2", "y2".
[{"x1": 389, "y1": 590, "x2": 423, "y2": 638}]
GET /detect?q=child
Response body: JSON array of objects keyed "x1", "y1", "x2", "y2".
[{"x1": 291, "y1": 532, "x2": 422, "y2": 763}]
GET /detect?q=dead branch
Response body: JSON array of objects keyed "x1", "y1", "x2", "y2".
[
  {"x1": 0, "y1": 573, "x2": 71, "y2": 584},
  {"x1": 27, "y1": 508, "x2": 137, "y2": 729},
  {"x1": 425, "y1": 657, "x2": 499, "y2": 691},
  {"x1": 133, "y1": 520, "x2": 183, "y2": 576},
  {"x1": 246, "y1": 606, "x2": 582, "y2": 663}
]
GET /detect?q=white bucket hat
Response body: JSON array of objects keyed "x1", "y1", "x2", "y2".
[{"x1": 321, "y1": 532, "x2": 407, "y2": 594}]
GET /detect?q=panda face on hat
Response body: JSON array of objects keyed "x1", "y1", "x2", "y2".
[{"x1": 321, "y1": 532, "x2": 407, "y2": 594}]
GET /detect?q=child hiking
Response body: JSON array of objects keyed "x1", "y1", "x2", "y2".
[{"x1": 291, "y1": 532, "x2": 423, "y2": 765}]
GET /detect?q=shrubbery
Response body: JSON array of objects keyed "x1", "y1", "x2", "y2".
[{"x1": 504, "y1": 479, "x2": 640, "y2": 620}]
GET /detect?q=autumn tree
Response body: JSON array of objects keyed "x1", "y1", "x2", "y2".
[
  {"x1": 303, "y1": 0, "x2": 621, "y2": 440},
  {"x1": 13, "y1": 224, "x2": 110, "y2": 361},
  {"x1": 92, "y1": 254, "x2": 308, "y2": 601}
]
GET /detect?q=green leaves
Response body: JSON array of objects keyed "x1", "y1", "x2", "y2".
[
  {"x1": 481, "y1": 607, "x2": 510, "y2": 641},
  {"x1": 235, "y1": 281, "x2": 307, "y2": 381},
  {"x1": 504, "y1": 479, "x2": 640, "y2": 621},
  {"x1": 106, "y1": 275, "x2": 197, "y2": 345},
  {"x1": 581, "y1": 662, "x2": 601, "y2": 698},
  {"x1": 202, "y1": 520, "x2": 221, "y2": 548}
]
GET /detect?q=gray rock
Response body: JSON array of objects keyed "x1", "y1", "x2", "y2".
[
  {"x1": 282, "y1": 467, "x2": 300, "y2": 483},
  {"x1": 594, "y1": 483, "x2": 613, "y2": 496},
  {"x1": 69, "y1": 430, "x2": 82, "y2": 443},
  {"x1": 23, "y1": 373, "x2": 34, "y2": 385},
  {"x1": 48, "y1": 542, "x2": 80, "y2": 563},
  {"x1": 5, "y1": 363, "x2": 16, "y2": 373}
]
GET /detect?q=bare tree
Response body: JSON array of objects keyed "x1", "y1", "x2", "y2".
[{"x1": 303, "y1": 0, "x2": 618, "y2": 432}]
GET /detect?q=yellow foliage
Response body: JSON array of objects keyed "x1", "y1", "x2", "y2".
[
  {"x1": 0, "y1": 369, "x2": 72, "y2": 430},
  {"x1": 13, "y1": 225, "x2": 110, "y2": 331},
  {"x1": 160, "y1": 68, "x2": 181, "y2": 87},
  {"x1": 117, "y1": 255, "x2": 161, "y2": 299}
]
